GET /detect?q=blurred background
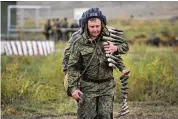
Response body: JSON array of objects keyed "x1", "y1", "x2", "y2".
[{"x1": 1, "y1": 1, "x2": 178, "y2": 119}]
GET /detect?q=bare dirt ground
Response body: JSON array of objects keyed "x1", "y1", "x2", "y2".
[
  {"x1": 26, "y1": 113, "x2": 178, "y2": 119},
  {"x1": 37, "y1": 101, "x2": 178, "y2": 119},
  {"x1": 37, "y1": 115, "x2": 177, "y2": 119},
  {"x1": 6, "y1": 102, "x2": 175, "y2": 119}
]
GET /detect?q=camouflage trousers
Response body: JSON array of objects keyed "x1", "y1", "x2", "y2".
[{"x1": 77, "y1": 78, "x2": 116, "y2": 119}]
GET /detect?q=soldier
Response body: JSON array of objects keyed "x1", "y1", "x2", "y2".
[
  {"x1": 63, "y1": 8, "x2": 129, "y2": 119},
  {"x1": 61, "y1": 17, "x2": 69, "y2": 41},
  {"x1": 43, "y1": 19, "x2": 52, "y2": 40},
  {"x1": 56, "y1": 18, "x2": 62, "y2": 41},
  {"x1": 51, "y1": 18, "x2": 58, "y2": 43}
]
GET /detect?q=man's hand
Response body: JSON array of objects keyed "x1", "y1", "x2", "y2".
[
  {"x1": 122, "y1": 70, "x2": 130, "y2": 76},
  {"x1": 72, "y1": 89, "x2": 83, "y2": 100},
  {"x1": 104, "y1": 41, "x2": 117, "y2": 54}
]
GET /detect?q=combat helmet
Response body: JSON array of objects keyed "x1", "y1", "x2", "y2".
[{"x1": 79, "y1": 8, "x2": 107, "y2": 31}]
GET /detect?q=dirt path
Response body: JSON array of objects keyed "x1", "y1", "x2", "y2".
[
  {"x1": 2, "y1": 102, "x2": 178, "y2": 119},
  {"x1": 35, "y1": 102, "x2": 178, "y2": 119},
  {"x1": 32, "y1": 115, "x2": 178, "y2": 119}
]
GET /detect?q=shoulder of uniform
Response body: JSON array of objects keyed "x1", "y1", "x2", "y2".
[
  {"x1": 68, "y1": 33, "x2": 80, "y2": 44},
  {"x1": 68, "y1": 29, "x2": 82, "y2": 43},
  {"x1": 71, "y1": 29, "x2": 82, "y2": 37},
  {"x1": 70, "y1": 35, "x2": 84, "y2": 53},
  {"x1": 71, "y1": 31, "x2": 79, "y2": 37},
  {"x1": 72, "y1": 35, "x2": 83, "y2": 46}
]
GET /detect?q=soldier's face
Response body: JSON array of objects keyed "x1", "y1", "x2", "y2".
[{"x1": 87, "y1": 18, "x2": 101, "y2": 38}]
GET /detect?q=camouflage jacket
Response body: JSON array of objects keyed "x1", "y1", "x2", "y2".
[
  {"x1": 66, "y1": 33, "x2": 129, "y2": 93},
  {"x1": 62, "y1": 29, "x2": 129, "y2": 74}
]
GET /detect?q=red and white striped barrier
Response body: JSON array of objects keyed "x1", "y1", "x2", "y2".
[{"x1": 1, "y1": 40, "x2": 55, "y2": 56}]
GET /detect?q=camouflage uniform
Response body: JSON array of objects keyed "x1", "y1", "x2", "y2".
[
  {"x1": 61, "y1": 17, "x2": 69, "y2": 41},
  {"x1": 63, "y1": 24, "x2": 129, "y2": 118},
  {"x1": 43, "y1": 20, "x2": 52, "y2": 40}
]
